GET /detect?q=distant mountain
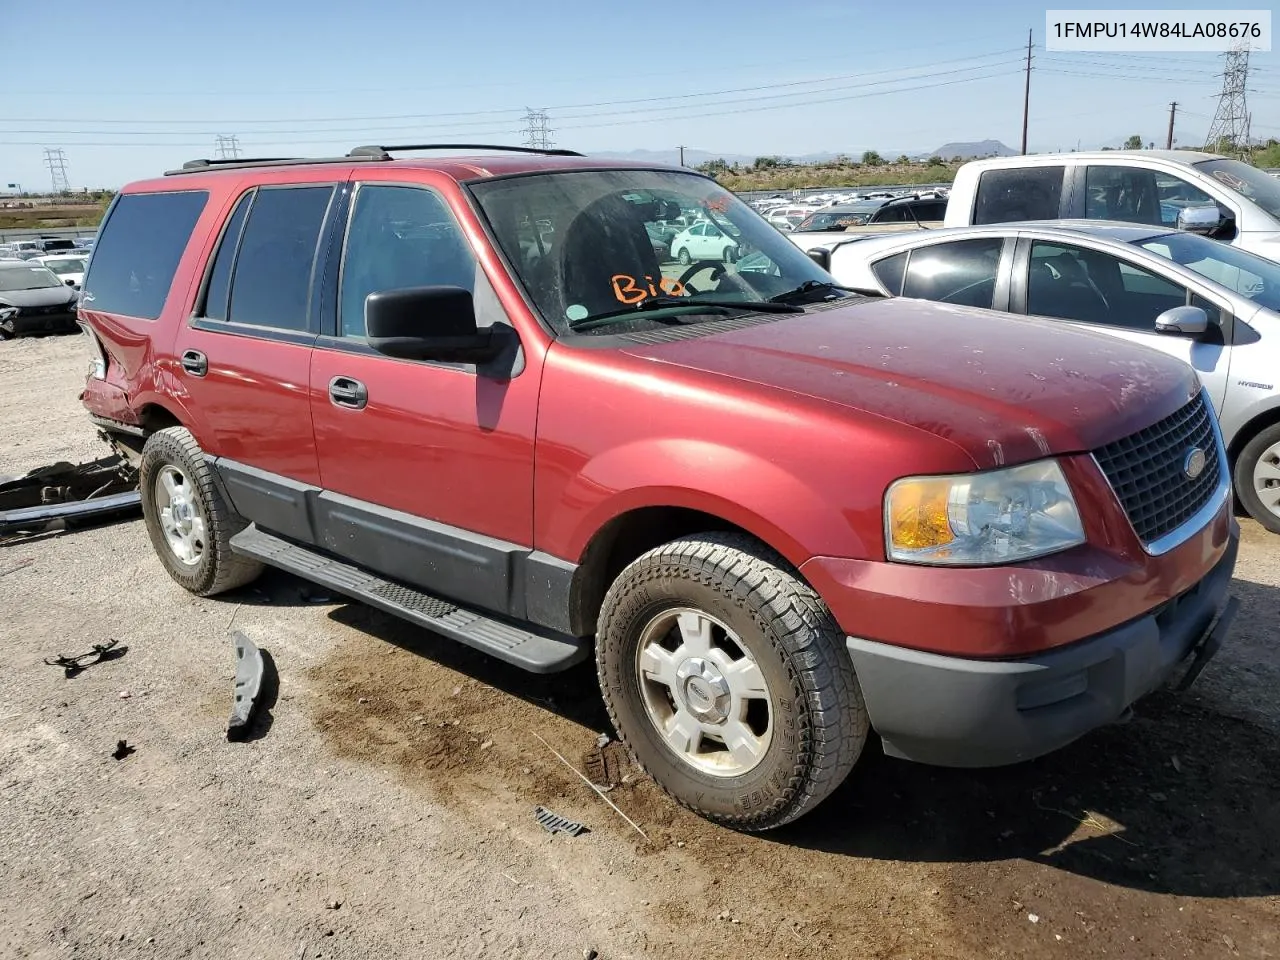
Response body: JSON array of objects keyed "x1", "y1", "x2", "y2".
[
  {"x1": 923, "y1": 140, "x2": 1016, "y2": 159},
  {"x1": 589, "y1": 147, "x2": 919, "y2": 166}
]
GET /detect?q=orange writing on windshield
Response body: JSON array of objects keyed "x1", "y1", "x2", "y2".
[{"x1": 612, "y1": 274, "x2": 687, "y2": 305}]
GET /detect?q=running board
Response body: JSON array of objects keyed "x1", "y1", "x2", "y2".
[{"x1": 229, "y1": 525, "x2": 589, "y2": 674}]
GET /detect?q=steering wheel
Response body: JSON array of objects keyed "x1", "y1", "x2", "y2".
[{"x1": 677, "y1": 260, "x2": 727, "y2": 293}]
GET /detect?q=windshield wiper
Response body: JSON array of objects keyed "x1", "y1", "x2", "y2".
[
  {"x1": 768, "y1": 280, "x2": 855, "y2": 304},
  {"x1": 568, "y1": 296, "x2": 802, "y2": 332}
]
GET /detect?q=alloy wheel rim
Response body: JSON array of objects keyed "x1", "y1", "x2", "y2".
[
  {"x1": 154, "y1": 465, "x2": 206, "y2": 566},
  {"x1": 635, "y1": 607, "x2": 773, "y2": 778}
]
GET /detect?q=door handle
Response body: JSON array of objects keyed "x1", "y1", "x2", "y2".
[
  {"x1": 328, "y1": 376, "x2": 368, "y2": 410},
  {"x1": 180, "y1": 349, "x2": 208, "y2": 377}
]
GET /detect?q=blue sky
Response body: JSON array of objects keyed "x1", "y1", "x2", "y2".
[{"x1": 0, "y1": 0, "x2": 1274, "y2": 189}]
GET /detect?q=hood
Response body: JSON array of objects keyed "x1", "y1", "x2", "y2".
[
  {"x1": 0, "y1": 284, "x2": 77, "y2": 308},
  {"x1": 621, "y1": 298, "x2": 1198, "y2": 468}
]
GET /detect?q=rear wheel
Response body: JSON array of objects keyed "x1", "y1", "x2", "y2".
[
  {"x1": 596, "y1": 532, "x2": 867, "y2": 830},
  {"x1": 1236, "y1": 423, "x2": 1280, "y2": 533},
  {"x1": 139, "y1": 427, "x2": 263, "y2": 596}
]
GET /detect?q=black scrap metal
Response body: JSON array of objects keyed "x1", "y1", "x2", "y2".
[
  {"x1": 227, "y1": 630, "x2": 266, "y2": 741},
  {"x1": 533, "y1": 805, "x2": 588, "y2": 837},
  {"x1": 0, "y1": 455, "x2": 140, "y2": 537},
  {"x1": 43, "y1": 638, "x2": 128, "y2": 678}
]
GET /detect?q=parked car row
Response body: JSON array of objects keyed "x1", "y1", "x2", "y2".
[{"x1": 750, "y1": 189, "x2": 950, "y2": 232}]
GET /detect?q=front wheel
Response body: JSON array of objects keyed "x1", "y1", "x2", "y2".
[
  {"x1": 596, "y1": 532, "x2": 868, "y2": 830},
  {"x1": 676, "y1": 246, "x2": 692, "y2": 265},
  {"x1": 1235, "y1": 423, "x2": 1280, "y2": 533}
]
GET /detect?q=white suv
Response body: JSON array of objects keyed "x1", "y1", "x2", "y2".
[{"x1": 945, "y1": 151, "x2": 1280, "y2": 264}]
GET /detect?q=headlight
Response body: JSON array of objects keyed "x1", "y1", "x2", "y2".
[
  {"x1": 885, "y1": 459, "x2": 1085, "y2": 565},
  {"x1": 0, "y1": 305, "x2": 17, "y2": 321}
]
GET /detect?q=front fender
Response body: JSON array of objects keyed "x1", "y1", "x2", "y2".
[{"x1": 560, "y1": 438, "x2": 870, "y2": 567}]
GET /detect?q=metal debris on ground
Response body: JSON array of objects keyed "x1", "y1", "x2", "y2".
[
  {"x1": 43, "y1": 638, "x2": 127, "y2": 678},
  {"x1": 227, "y1": 631, "x2": 265, "y2": 741},
  {"x1": 112, "y1": 739, "x2": 135, "y2": 760},
  {"x1": 0, "y1": 455, "x2": 140, "y2": 539},
  {"x1": 533, "y1": 805, "x2": 588, "y2": 837}
]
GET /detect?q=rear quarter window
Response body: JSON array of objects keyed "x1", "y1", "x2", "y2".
[
  {"x1": 973, "y1": 167, "x2": 1064, "y2": 225},
  {"x1": 82, "y1": 191, "x2": 208, "y2": 320}
]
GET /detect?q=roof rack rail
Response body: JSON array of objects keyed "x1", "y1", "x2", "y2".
[
  {"x1": 346, "y1": 143, "x2": 585, "y2": 160},
  {"x1": 164, "y1": 155, "x2": 383, "y2": 176}
]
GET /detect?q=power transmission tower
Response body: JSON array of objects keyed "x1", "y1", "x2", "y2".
[
  {"x1": 43, "y1": 148, "x2": 70, "y2": 193},
  {"x1": 215, "y1": 135, "x2": 242, "y2": 160},
  {"x1": 1204, "y1": 44, "x2": 1251, "y2": 157},
  {"x1": 521, "y1": 109, "x2": 554, "y2": 150}
]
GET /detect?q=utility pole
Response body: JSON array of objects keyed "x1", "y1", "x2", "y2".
[
  {"x1": 1205, "y1": 43, "x2": 1251, "y2": 157},
  {"x1": 678, "y1": 145, "x2": 686, "y2": 166},
  {"x1": 1020, "y1": 29, "x2": 1033, "y2": 155},
  {"x1": 521, "y1": 109, "x2": 554, "y2": 150},
  {"x1": 1166, "y1": 102, "x2": 1178, "y2": 149},
  {"x1": 42, "y1": 148, "x2": 70, "y2": 193}
]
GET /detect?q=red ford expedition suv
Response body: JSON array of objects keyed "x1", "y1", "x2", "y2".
[{"x1": 78, "y1": 145, "x2": 1239, "y2": 830}]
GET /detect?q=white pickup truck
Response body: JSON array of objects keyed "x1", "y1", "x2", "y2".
[{"x1": 942, "y1": 151, "x2": 1280, "y2": 263}]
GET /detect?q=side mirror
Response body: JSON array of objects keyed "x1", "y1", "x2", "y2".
[
  {"x1": 1154, "y1": 305, "x2": 1209, "y2": 337},
  {"x1": 366, "y1": 286, "x2": 500, "y2": 363},
  {"x1": 806, "y1": 247, "x2": 832, "y2": 270},
  {"x1": 1175, "y1": 204, "x2": 1225, "y2": 236},
  {"x1": 65, "y1": 278, "x2": 76, "y2": 287}
]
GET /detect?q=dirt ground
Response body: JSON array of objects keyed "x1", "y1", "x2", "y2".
[{"x1": 2, "y1": 334, "x2": 1278, "y2": 960}]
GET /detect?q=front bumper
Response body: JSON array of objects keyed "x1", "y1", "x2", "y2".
[
  {"x1": 847, "y1": 527, "x2": 1239, "y2": 767},
  {"x1": 0, "y1": 308, "x2": 78, "y2": 335}
]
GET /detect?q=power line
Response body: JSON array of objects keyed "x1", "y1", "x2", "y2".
[
  {"x1": 0, "y1": 68, "x2": 1023, "y2": 150},
  {"x1": 42, "y1": 147, "x2": 69, "y2": 192},
  {"x1": 0, "y1": 48, "x2": 1027, "y2": 128}
]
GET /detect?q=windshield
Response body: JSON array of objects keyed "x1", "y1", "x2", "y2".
[
  {"x1": 1194, "y1": 158, "x2": 1280, "y2": 220},
  {"x1": 42, "y1": 259, "x2": 82, "y2": 276},
  {"x1": 1138, "y1": 231, "x2": 1280, "y2": 312},
  {"x1": 0, "y1": 265, "x2": 63, "y2": 291},
  {"x1": 470, "y1": 170, "x2": 843, "y2": 336},
  {"x1": 797, "y1": 209, "x2": 876, "y2": 231}
]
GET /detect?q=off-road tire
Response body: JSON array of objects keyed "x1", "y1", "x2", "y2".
[
  {"x1": 1235, "y1": 422, "x2": 1280, "y2": 534},
  {"x1": 139, "y1": 426, "x2": 263, "y2": 596},
  {"x1": 596, "y1": 532, "x2": 868, "y2": 830}
]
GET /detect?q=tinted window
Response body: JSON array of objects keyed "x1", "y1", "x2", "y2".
[
  {"x1": 1154, "y1": 173, "x2": 1215, "y2": 228},
  {"x1": 973, "y1": 167, "x2": 1064, "y2": 224},
  {"x1": 339, "y1": 185, "x2": 476, "y2": 338},
  {"x1": 901, "y1": 238, "x2": 1002, "y2": 308},
  {"x1": 1084, "y1": 166, "x2": 1163, "y2": 226},
  {"x1": 1027, "y1": 241, "x2": 1199, "y2": 331},
  {"x1": 872, "y1": 252, "x2": 907, "y2": 294},
  {"x1": 201, "y1": 191, "x2": 253, "y2": 322},
  {"x1": 83, "y1": 191, "x2": 208, "y2": 320},
  {"x1": 227, "y1": 186, "x2": 332, "y2": 331}
]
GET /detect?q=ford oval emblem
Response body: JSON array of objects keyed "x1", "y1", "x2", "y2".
[{"x1": 1183, "y1": 447, "x2": 1207, "y2": 480}]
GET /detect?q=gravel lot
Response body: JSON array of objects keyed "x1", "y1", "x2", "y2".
[{"x1": 2, "y1": 334, "x2": 1278, "y2": 960}]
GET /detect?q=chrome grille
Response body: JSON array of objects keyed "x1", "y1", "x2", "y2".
[{"x1": 1093, "y1": 392, "x2": 1221, "y2": 545}]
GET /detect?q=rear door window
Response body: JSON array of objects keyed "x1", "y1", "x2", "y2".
[
  {"x1": 82, "y1": 190, "x2": 209, "y2": 320},
  {"x1": 872, "y1": 252, "x2": 908, "y2": 294},
  {"x1": 900, "y1": 238, "x2": 1003, "y2": 308},
  {"x1": 225, "y1": 186, "x2": 333, "y2": 331},
  {"x1": 200, "y1": 191, "x2": 254, "y2": 322},
  {"x1": 1084, "y1": 166, "x2": 1163, "y2": 226},
  {"x1": 973, "y1": 167, "x2": 1064, "y2": 224}
]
